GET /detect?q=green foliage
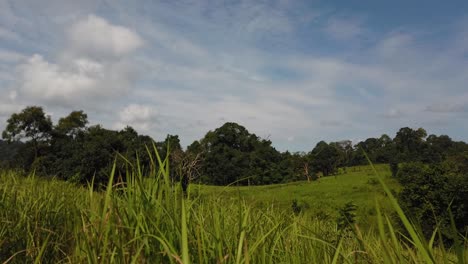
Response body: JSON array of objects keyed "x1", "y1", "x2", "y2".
[
  {"x1": 394, "y1": 127, "x2": 427, "y2": 160},
  {"x1": 309, "y1": 141, "x2": 340, "y2": 176},
  {"x1": 0, "y1": 140, "x2": 23, "y2": 168},
  {"x1": 0, "y1": 162, "x2": 465, "y2": 263},
  {"x1": 396, "y1": 161, "x2": 468, "y2": 241},
  {"x1": 55, "y1": 110, "x2": 88, "y2": 136},
  {"x1": 1, "y1": 105, "x2": 468, "y2": 191},
  {"x1": 0, "y1": 106, "x2": 186, "y2": 186},
  {"x1": 291, "y1": 199, "x2": 301, "y2": 214},
  {"x1": 337, "y1": 202, "x2": 357, "y2": 232},
  {"x1": 191, "y1": 122, "x2": 284, "y2": 185},
  {"x1": 389, "y1": 161, "x2": 399, "y2": 177},
  {"x1": 277, "y1": 151, "x2": 309, "y2": 182},
  {"x1": 197, "y1": 164, "x2": 397, "y2": 228},
  {"x1": 291, "y1": 199, "x2": 309, "y2": 215},
  {"x1": 1, "y1": 105, "x2": 468, "y2": 262},
  {"x1": 2, "y1": 106, "x2": 52, "y2": 164},
  {"x1": 1, "y1": 106, "x2": 52, "y2": 143}
]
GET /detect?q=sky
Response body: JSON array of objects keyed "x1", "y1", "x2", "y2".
[{"x1": 1, "y1": 0, "x2": 468, "y2": 151}]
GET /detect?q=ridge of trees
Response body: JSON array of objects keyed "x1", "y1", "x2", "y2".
[{"x1": 1, "y1": 106, "x2": 468, "y2": 186}]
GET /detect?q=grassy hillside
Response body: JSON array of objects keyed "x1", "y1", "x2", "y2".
[
  {"x1": 0, "y1": 162, "x2": 465, "y2": 263},
  {"x1": 196, "y1": 164, "x2": 399, "y2": 227}
]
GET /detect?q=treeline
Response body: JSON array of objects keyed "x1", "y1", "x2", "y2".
[
  {"x1": 0, "y1": 106, "x2": 186, "y2": 185},
  {"x1": 1, "y1": 105, "x2": 468, "y2": 239},
  {"x1": 1, "y1": 106, "x2": 468, "y2": 186}
]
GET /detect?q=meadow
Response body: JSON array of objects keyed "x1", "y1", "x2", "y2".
[
  {"x1": 195, "y1": 164, "x2": 399, "y2": 229},
  {"x1": 0, "y1": 156, "x2": 466, "y2": 263}
]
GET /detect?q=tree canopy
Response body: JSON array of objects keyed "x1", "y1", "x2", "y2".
[
  {"x1": 188, "y1": 122, "x2": 283, "y2": 185},
  {"x1": 2, "y1": 106, "x2": 52, "y2": 143},
  {"x1": 1, "y1": 106, "x2": 467, "y2": 189}
]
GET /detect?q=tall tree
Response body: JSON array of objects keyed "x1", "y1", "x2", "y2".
[
  {"x1": 56, "y1": 110, "x2": 88, "y2": 137},
  {"x1": 191, "y1": 122, "x2": 281, "y2": 185},
  {"x1": 196, "y1": 122, "x2": 255, "y2": 185},
  {"x1": 333, "y1": 140, "x2": 353, "y2": 167},
  {"x1": 2, "y1": 106, "x2": 52, "y2": 159},
  {"x1": 309, "y1": 141, "x2": 340, "y2": 176},
  {"x1": 393, "y1": 127, "x2": 427, "y2": 162}
]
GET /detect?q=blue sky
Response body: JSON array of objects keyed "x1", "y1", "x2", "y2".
[{"x1": 1, "y1": 0, "x2": 468, "y2": 151}]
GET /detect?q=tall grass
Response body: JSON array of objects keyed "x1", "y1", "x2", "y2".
[{"x1": 0, "y1": 148, "x2": 466, "y2": 263}]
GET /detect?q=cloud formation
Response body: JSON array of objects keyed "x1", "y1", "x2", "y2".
[
  {"x1": 67, "y1": 15, "x2": 143, "y2": 59},
  {"x1": 15, "y1": 14, "x2": 141, "y2": 106},
  {"x1": 0, "y1": 0, "x2": 467, "y2": 151},
  {"x1": 114, "y1": 104, "x2": 159, "y2": 132}
]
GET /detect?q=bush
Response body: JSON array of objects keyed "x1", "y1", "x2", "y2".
[
  {"x1": 291, "y1": 199, "x2": 310, "y2": 215},
  {"x1": 396, "y1": 162, "x2": 468, "y2": 240},
  {"x1": 337, "y1": 201, "x2": 357, "y2": 232}
]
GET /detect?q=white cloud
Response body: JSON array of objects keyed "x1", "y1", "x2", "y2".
[
  {"x1": 138, "y1": 16, "x2": 468, "y2": 147},
  {"x1": 67, "y1": 14, "x2": 143, "y2": 58},
  {"x1": 14, "y1": 15, "x2": 142, "y2": 106},
  {"x1": 114, "y1": 104, "x2": 158, "y2": 132},
  {"x1": 17, "y1": 55, "x2": 133, "y2": 104},
  {"x1": 120, "y1": 104, "x2": 157, "y2": 123},
  {"x1": 0, "y1": 90, "x2": 22, "y2": 117},
  {"x1": 19, "y1": 55, "x2": 97, "y2": 99},
  {"x1": 1, "y1": 1, "x2": 468, "y2": 150}
]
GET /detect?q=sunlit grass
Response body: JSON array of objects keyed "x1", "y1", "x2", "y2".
[
  {"x1": 0, "y1": 150, "x2": 466, "y2": 263},
  {"x1": 193, "y1": 164, "x2": 399, "y2": 228}
]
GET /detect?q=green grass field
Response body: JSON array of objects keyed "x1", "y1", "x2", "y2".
[
  {"x1": 195, "y1": 164, "x2": 399, "y2": 228},
  {"x1": 0, "y1": 160, "x2": 466, "y2": 263}
]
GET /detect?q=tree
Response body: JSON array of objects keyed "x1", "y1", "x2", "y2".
[
  {"x1": 275, "y1": 151, "x2": 307, "y2": 183},
  {"x1": 249, "y1": 138, "x2": 282, "y2": 184},
  {"x1": 2, "y1": 106, "x2": 52, "y2": 159},
  {"x1": 0, "y1": 139, "x2": 24, "y2": 168},
  {"x1": 396, "y1": 161, "x2": 468, "y2": 240},
  {"x1": 117, "y1": 126, "x2": 154, "y2": 177},
  {"x1": 35, "y1": 110, "x2": 89, "y2": 178},
  {"x1": 56, "y1": 110, "x2": 88, "y2": 137},
  {"x1": 376, "y1": 134, "x2": 394, "y2": 163},
  {"x1": 352, "y1": 138, "x2": 381, "y2": 165},
  {"x1": 333, "y1": 140, "x2": 353, "y2": 167},
  {"x1": 393, "y1": 127, "x2": 427, "y2": 162},
  {"x1": 309, "y1": 141, "x2": 340, "y2": 176},
  {"x1": 352, "y1": 136, "x2": 393, "y2": 164},
  {"x1": 78, "y1": 125, "x2": 125, "y2": 184},
  {"x1": 195, "y1": 122, "x2": 256, "y2": 185},
  {"x1": 173, "y1": 150, "x2": 203, "y2": 194},
  {"x1": 192, "y1": 122, "x2": 282, "y2": 185},
  {"x1": 389, "y1": 161, "x2": 399, "y2": 177}
]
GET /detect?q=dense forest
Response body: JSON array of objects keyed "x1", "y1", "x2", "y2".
[{"x1": 1, "y1": 106, "x2": 468, "y2": 238}]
